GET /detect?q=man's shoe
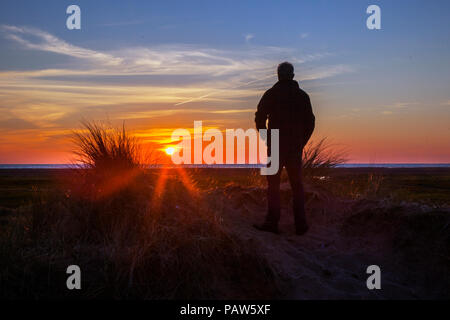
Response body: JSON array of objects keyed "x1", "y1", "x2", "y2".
[
  {"x1": 253, "y1": 223, "x2": 279, "y2": 234},
  {"x1": 296, "y1": 224, "x2": 309, "y2": 236}
]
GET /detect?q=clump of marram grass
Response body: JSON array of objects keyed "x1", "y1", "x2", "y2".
[
  {"x1": 72, "y1": 120, "x2": 142, "y2": 172},
  {"x1": 276, "y1": 138, "x2": 347, "y2": 187},
  {"x1": 0, "y1": 120, "x2": 281, "y2": 299},
  {"x1": 302, "y1": 138, "x2": 347, "y2": 178},
  {"x1": 70, "y1": 120, "x2": 144, "y2": 198}
]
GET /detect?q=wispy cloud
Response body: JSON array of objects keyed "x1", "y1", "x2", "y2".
[
  {"x1": 1, "y1": 25, "x2": 270, "y2": 76},
  {"x1": 244, "y1": 33, "x2": 254, "y2": 43},
  {"x1": 380, "y1": 101, "x2": 420, "y2": 115},
  {"x1": 384, "y1": 102, "x2": 418, "y2": 109},
  {"x1": 209, "y1": 108, "x2": 254, "y2": 114},
  {"x1": 0, "y1": 25, "x2": 353, "y2": 108},
  {"x1": 1, "y1": 25, "x2": 348, "y2": 80},
  {"x1": 300, "y1": 33, "x2": 309, "y2": 39},
  {"x1": 1, "y1": 25, "x2": 122, "y2": 66},
  {"x1": 299, "y1": 65, "x2": 354, "y2": 81},
  {"x1": 0, "y1": 25, "x2": 354, "y2": 150},
  {"x1": 98, "y1": 20, "x2": 148, "y2": 27}
]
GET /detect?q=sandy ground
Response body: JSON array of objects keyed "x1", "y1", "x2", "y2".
[{"x1": 206, "y1": 182, "x2": 450, "y2": 299}]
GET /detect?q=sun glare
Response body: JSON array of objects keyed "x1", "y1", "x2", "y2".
[{"x1": 165, "y1": 147, "x2": 175, "y2": 155}]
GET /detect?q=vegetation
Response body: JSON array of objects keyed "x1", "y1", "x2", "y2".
[
  {"x1": 0, "y1": 121, "x2": 280, "y2": 299},
  {"x1": 302, "y1": 138, "x2": 347, "y2": 177},
  {"x1": 0, "y1": 122, "x2": 448, "y2": 299}
]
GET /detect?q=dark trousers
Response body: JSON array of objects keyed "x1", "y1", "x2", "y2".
[{"x1": 265, "y1": 154, "x2": 307, "y2": 229}]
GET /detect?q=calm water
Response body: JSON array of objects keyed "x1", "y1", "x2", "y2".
[{"x1": 0, "y1": 164, "x2": 449, "y2": 169}]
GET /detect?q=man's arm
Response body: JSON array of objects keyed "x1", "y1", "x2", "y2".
[
  {"x1": 255, "y1": 90, "x2": 271, "y2": 131},
  {"x1": 302, "y1": 94, "x2": 315, "y2": 146}
]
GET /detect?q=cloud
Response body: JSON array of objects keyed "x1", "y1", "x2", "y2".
[
  {"x1": 210, "y1": 108, "x2": 254, "y2": 114},
  {"x1": 0, "y1": 25, "x2": 355, "y2": 135},
  {"x1": 300, "y1": 33, "x2": 309, "y2": 39},
  {"x1": 380, "y1": 101, "x2": 419, "y2": 115},
  {"x1": 0, "y1": 117, "x2": 39, "y2": 130},
  {"x1": 384, "y1": 102, "x2": 418, "y2": 109},
  {"x1": 1, "y1": 25, "x2": 350, "y2": 83},
  {"x1": 1, "y1": 25, "x2": 273, "y2": 77},
  {"x1": 299, "y1": 65, "x2": 354, "y2": 81},
  {"x1": 381, "y1": 101, "x2": 419, "y2": 115},
  {"x1": 99, "y1": 20, "x2": 148, "y2": 27},
  {"x1": 1, "y1": 25, "x2": 122, "y2": 66},
  {"x1": 244, "y1": 33, "x2": 254, "y2": 43}
]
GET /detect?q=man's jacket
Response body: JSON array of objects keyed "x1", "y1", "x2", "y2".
[{"x1": 255, "y1": 79, "x2": 315, "y2": 156}]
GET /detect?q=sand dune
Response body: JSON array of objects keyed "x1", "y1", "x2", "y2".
[{"x1": 205, "y1": 183, "x2": 450, "y2": 299}]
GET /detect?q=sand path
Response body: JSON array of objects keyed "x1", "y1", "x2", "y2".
[{"x1": 206, "y1": 183, "x2": 445, "y2": 299}]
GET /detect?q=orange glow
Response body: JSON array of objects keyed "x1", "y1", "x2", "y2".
[
  {"x1": 0, "y1": 83, "x2": 449, "y2": 164},
  {"x1": 151, "y1": 168, "x2": 169, "y2": 209},
  {"x1": 150, "y1": 167, "x2": 200, "y2": 212},
  {"x1": 175, "y1": 167, "x2": 199, "y2": 198}
]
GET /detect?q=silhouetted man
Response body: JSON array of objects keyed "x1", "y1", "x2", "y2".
[{"x1": 254, "y1": 62, "x2": 315, "y2": 235}]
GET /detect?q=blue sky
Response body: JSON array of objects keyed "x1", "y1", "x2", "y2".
[{"x1": 0, "y1": 0, "x2": 449, "y2": 163}]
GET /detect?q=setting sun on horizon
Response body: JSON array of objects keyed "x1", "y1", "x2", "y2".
[{"x1": 165, "y1": 147, "x2": 175, "y2": 156}]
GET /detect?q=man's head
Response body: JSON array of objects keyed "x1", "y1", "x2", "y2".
[{"x1": 277, "y1": 62, "x2": 294, "y2": 81}]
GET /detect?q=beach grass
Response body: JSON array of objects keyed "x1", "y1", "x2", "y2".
[{"x1": 0, "y1": 122, "x2": 448, "y2": 299}]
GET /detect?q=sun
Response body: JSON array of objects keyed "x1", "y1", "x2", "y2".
[{"x1": 165, "y1": 147, "x2": 175, "y2": 155}]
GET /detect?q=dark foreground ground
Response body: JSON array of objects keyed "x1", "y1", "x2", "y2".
[{"x1": 0, "y1": 168, "x2": 449, "y2": 299}]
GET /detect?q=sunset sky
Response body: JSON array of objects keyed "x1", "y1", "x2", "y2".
[{"x1": 0, "y1": 0, "x2": 449, "y2": 164}]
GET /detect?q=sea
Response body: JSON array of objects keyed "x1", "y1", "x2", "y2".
[{"x1": 0, "y1": 164, "x2": 449, "y2": 169}]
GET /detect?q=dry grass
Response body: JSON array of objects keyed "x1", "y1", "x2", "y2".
[
  {"x1": 0, "y1": 121, "x2": 280, "y2": 299},
  {"x1": 72, "y1": 120, "x2": 143, "y2": 171},
  {"x1": 302, "y1": 138, "x2": 347, "y2": 178}
]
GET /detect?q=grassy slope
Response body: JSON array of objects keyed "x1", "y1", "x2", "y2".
[{"x1": 0, "y1": 168, "x2": 448, "y2": 299}]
